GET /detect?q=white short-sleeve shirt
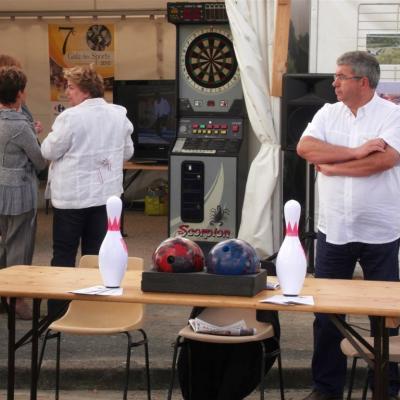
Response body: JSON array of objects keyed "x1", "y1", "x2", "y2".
[{"x1": 301, "y1": 93, "x2": 400, "y2": 244}]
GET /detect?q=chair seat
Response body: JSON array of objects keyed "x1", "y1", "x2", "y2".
[
  {"x1": 178, "y1": 307, "x2": 275, "y2": 344},
  {"x1": 167, "y1": 307, "x2": 285, "y2": 400},
  {"x1": 340, "y1": 335, "x2": 400, "y2": 362},
  {"x1": 49, "y1": 300, "x2": 144, "y2": 335},
  {"x1": 179, "y1": 322, "x2": 274, "y2": 344}
]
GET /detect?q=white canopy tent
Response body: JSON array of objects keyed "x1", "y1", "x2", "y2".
[{"x1": 225, "y1": 0, "x2": 281, "y2": 259}]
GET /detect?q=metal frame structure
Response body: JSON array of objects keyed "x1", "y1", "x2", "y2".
[{"x1": 0, "y1": 9, "x2": 166, "y2": 19}]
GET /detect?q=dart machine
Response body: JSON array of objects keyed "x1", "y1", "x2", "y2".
[{"x1": 167, "y1": 2, "x2": 248, "y2": 254}]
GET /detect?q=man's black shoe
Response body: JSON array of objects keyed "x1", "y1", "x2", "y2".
[{"x1": 302, "y1": 390, "x2": 343, "y2": 400}]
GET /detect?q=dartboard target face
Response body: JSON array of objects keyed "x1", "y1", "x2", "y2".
[{"x1": 181, "y1": 28, "x2": 240, "y2": 94}]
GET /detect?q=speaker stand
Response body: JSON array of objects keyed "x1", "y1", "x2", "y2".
[{"x1": 305, "y1": 164, "x2": 316, "y2": 273}]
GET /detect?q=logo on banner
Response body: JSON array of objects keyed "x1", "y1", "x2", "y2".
[
  {"x1": 177, "y1": 225, "x2": 232, "y2": 240},
  {"x1": 209, "y1": 205, "x2": 230, "y2": 226},
  {"x1": 53, "y1": 103, "x2": 66, "y2": 114}
]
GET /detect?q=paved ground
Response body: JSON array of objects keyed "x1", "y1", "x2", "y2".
[{"x1": 0, "y1": 389, "x2": 367, "y2": 399}]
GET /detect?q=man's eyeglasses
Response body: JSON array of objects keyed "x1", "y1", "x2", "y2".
[{"x1": 333, "y1": 74, "x2": 363, "y2": 81}]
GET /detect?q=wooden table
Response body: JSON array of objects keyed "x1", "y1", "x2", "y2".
[
  {"x1": 1, "y1": 265, "x2": 399, "y2": 400},
  {"x1": 123, "y1": 161, "x2": 168, "y2": 192}
]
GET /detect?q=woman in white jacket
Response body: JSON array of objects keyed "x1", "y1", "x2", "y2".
[{"x1": 41, "y1": 64, "x2": 133, "y2": 316}]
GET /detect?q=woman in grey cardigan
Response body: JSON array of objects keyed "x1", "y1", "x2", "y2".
[{"x1": 0, "y1": 66, "x2": 46, "y2": 318}]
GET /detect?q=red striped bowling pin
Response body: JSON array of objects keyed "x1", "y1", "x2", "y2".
[
  {"x1": 99, "y1": 196, "x2": 128, "y2": 288},
  {"x1": 276, "y1": 200, "x2": 307, "y2": 296}
]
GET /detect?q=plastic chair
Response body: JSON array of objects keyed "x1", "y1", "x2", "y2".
[
  {"x1": 39, "y1": 255, "x2": 151, "y2": 400},
  {"x1": 167, "y1": 307, "x2": 285, "y2": 400},
  {"x1": 340, "y1": 335, "x2": 400, "y2": 399}
]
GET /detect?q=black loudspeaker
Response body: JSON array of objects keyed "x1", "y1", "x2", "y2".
[
  {"x1": 281, "y1": 73, "x2": 337, "y2": 151},
  {"x1": 281, "y1": 74, "x2": 336, "y2": 269}
]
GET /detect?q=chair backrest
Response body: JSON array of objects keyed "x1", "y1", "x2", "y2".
[
  {"x1": 78, "y1": 254, "x2": 144, "y2": 271},
  {"x1": 51, "y1": 255, "x2": 146, "y2": 333},
  {"x1": 78, "y1": 254, "x2": 98, "y2": 268}
]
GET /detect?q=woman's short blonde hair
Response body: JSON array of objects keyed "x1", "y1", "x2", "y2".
[{"x1": 63, "y1": 64, "x2": 104, "y2": 98}]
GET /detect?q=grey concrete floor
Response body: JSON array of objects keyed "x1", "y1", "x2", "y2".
[{"x1": 0, "y1": 389, "x2": 367, "y2": 399}]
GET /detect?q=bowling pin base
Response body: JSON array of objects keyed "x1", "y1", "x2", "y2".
[
  {"x1": 283, "y1": 294, "x2": 299, "y2": 297},
  {"x1": 106, "y1": 286, "x2": 120, "y2": 289}
]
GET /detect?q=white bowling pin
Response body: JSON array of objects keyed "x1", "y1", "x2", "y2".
[
  {"x1": 276, "y1": 200, "x2": 307, "y2": 296},
  {"x1": 99, "y1": 196, "x2": 128, "y2": 288}
]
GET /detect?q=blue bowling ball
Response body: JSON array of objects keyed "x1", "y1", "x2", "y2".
[{"x1": 206, "y1": 239, "x2": 261, "y2": 275}]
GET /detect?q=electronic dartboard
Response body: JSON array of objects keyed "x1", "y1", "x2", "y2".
[
  {"x1": 182, "y1": 28, "x2": 239, "y2": 93},
  {"x1": 167, "y1": 2, "x2": 248, "y2": 253},
  {"x1": 168, "y1": 2, "x2": 244, "y2": 115}
]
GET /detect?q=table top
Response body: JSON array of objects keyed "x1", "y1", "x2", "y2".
[
  {"x1": 123, "y1": 161, "x2": 168, "y2": 171},
  {"x1": 1, "y1": 265, "x2": 400, "y2": 318}
]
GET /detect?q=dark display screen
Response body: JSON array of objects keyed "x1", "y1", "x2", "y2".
[{"x1": 113, "y1": 80, "x2": 176, "y2": 163}]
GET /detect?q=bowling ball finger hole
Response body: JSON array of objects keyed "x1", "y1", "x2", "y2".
[
  {"x1": 167, "y1": 255, "x2": 175, "y2": 264},
  {"x1": 222, "y1": 246, "x2": 229, "y2": 252}
]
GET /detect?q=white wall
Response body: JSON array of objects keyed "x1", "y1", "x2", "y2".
[
  {"x1": 310, "y1": 0, "x2": 359, "y2": 73},
  {"x1": 310, "y1": 0, "x2": 400, "y2": 76}
]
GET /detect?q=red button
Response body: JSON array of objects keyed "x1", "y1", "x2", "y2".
[{"x1": 232, "y1": 124, "x2": 240, "y2": 133}]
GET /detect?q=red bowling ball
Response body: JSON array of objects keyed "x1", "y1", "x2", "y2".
[{"x1": 152, "y1": 237, "x2": 205, "y2": 273}]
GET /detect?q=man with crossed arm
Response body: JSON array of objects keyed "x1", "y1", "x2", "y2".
[{"x1": 297, "y1": 51, "x2": 400, "y2": 400}]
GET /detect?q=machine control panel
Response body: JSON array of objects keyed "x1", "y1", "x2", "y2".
[
  {"x1": 178, "y1": 117, "x2": 243, "y2": 139},
  {"x1": 172, "y1": 117, "x2": 243, "y2": 156}
]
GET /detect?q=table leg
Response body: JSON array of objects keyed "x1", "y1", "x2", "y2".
[
  {"x1": 372, "y1": 317, "x2": 389, "y2": 400},
  {"x1": 5, "y1": 297, "x2": 16, "y2": 400},
  {"x1": 4, "y1": 295, "x2": 52, "y2": 400},
  {"x1": 30, "y1": 299, "x2": 41, "y2": 400},
  {"x1": 121, "y1": 169, "x2": 143, "y2": 236},
  {"x1": 330, "y1": 314, "x2": 389, "y2": 400}
]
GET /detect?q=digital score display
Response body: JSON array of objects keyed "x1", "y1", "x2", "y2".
[
  {"x1": 167, "y1": 2, "x2": 228, "y2": 24},
  {"x1": 183, "y1": 7, "x2": 202, "y2": 21}
]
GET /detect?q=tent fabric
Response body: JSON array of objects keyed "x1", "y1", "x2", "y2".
[{"x1": 225, "y1": 0, "x2": 280, "y2": 259}]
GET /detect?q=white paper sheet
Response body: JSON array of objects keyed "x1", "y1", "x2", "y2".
[
  {"x1": 69, "y1": 285, "x2": 123, "y2": 296},
  {"x1": 266, "y1": 280, "x2": 280, "y2": 290},
  {"x1": 189, "y1": 317, "x2": 256, "y2": 336},
  {"x1": 260, "y1": 295, "x2": 314, "y2": 306}
]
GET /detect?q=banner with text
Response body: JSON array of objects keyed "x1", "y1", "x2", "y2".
[{"x1": 48, "y1": 23, "x2": 115, "y2": 116}]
